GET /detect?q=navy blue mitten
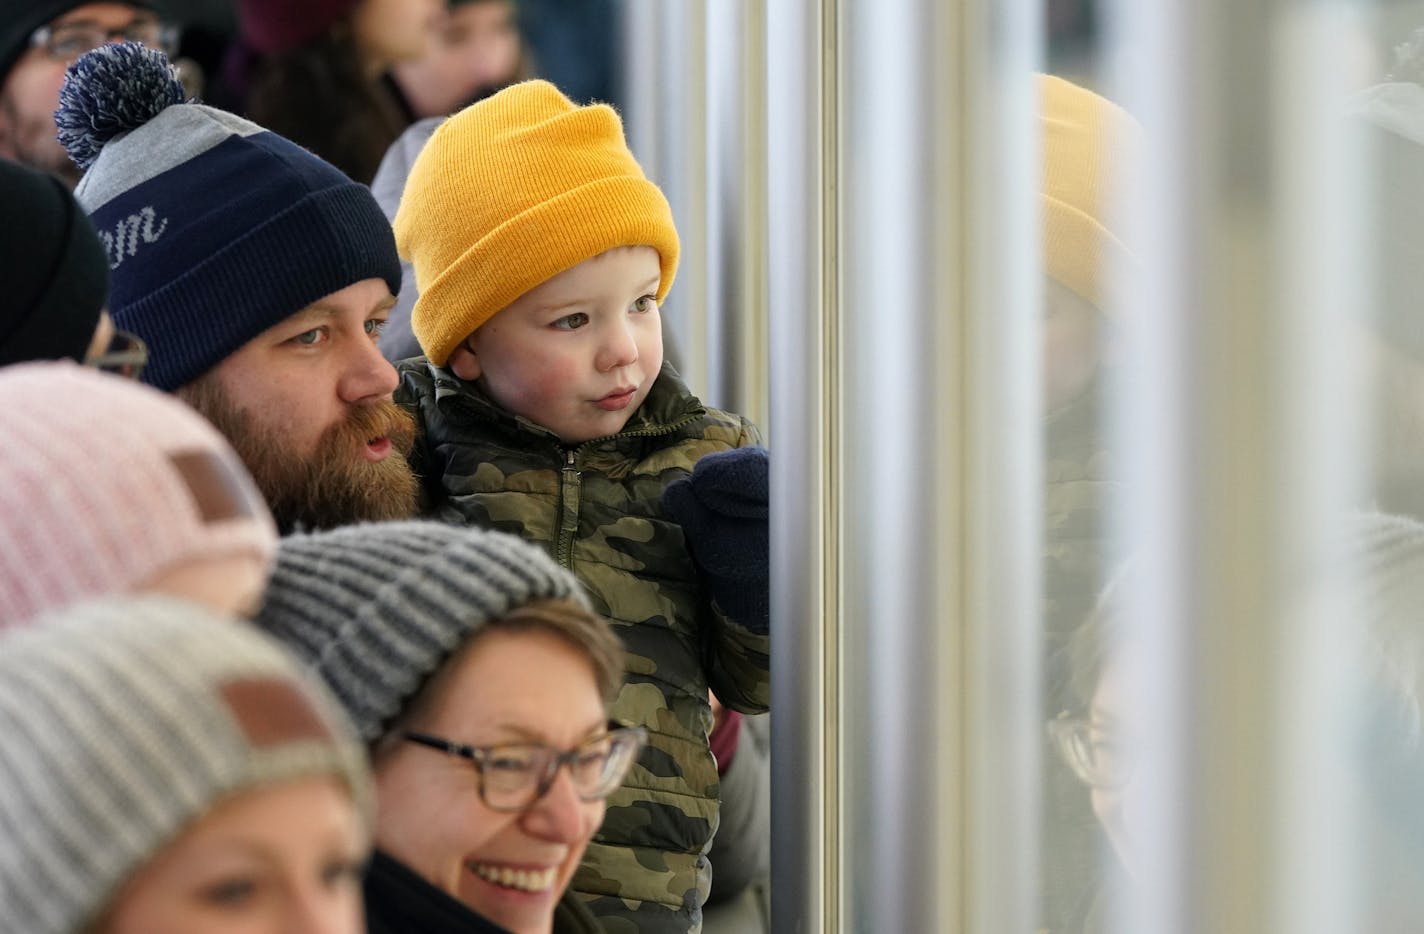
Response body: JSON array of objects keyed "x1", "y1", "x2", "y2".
[{"x1": 663, "y1": 446, "x2": 770, "y2": 634}]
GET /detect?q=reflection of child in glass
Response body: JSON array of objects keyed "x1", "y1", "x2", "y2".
[
  {"x1": 1054, "y1": 513, "x2": 1424, "y2": 929},
  {"x1": 1037, "y1": 72, "x2": 1143, "y2": 934},
  {"x1": 393, "y1": 79, "x2": 770, "y2": 934}
]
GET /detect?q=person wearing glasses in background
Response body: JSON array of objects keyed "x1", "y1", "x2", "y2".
[
  {"x1": 0, "y1": 1, "x2": 178, "y2": 187},
  {"x1": 256, "y1": 520, "x2": 642, "y2": 934},
  {"x1": 1050, "y1": 513, "x2": 1424, "y2": 931},
  {"x1": 0, "y1": 156, "x2": 146, "y2": 376}
]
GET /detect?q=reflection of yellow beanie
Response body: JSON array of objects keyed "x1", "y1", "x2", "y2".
[
  {"x1": 395, "y1": 80, "x2": 680, "y2": 366},
  {"x1": 1039, "y1": 74, "x2": 1138, "y2": 310}
]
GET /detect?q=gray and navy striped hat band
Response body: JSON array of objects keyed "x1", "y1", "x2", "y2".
[
  {"x1": 0, "y1": 596, "x2": 371, "y2": 934},
  {"x1": 256, "y1": 520, "x2": 588, "y2": 742}
]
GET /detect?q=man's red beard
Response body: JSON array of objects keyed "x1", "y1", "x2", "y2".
[{"x1": 180, "y1": 374, "x2": 420, "y2": 533}]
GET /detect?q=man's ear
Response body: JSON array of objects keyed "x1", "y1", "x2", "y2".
[{"x1": 448, "y1": 338, "x2": 481, "y2": 381}]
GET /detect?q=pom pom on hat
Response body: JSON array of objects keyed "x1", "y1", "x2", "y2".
[
  {"x1": 0, "y1": 596, "x2": 371, "y2": 934},
  {"x1": 1039, "y1": 74, "x2": 1140, "y2": 311},
  {"x1": 0, "y1": 158, "x2": 108, "y2": 367},
  {"x1": 56, "y1": 41, "x2": 187, "y2": 171},
  {"x1": 0, "y1": 362, "x2": 276, "y2": 626},
  {"x1": 395, "y1": 79, "x2": 680, "y2": 366},
  {"x1": 256, "y1": 520, "x2": 588, "y2": 741},
  {"x1": 61, "y1": 43, "x2": 400, "y2": 391}
]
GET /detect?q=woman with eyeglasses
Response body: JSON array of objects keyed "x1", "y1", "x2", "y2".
[
  {"x1": 256, "y1": 520, "x2": 643, "y2": 934},
  {"x1": 1051, "y1": 513, "x2": 1424, "y2": 931}
]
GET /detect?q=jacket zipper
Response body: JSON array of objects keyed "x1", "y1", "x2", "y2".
[
  {"x1": 557, "y1": 448, "x2": 581, "y2": 566},
  {"x1": 552, "y1": 416, "x2": 706, "y2": 570}
]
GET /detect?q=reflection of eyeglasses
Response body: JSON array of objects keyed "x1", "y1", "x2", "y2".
[
  {"x1": 404, "y1": 722, "x2": 647, "y2": 812},
  {"x1": 87, "y1": 329, "x2": 148, "y2": 382},
  {"x1": 29, "y1": 19, "x2": 178, "y2": 62},
  {"x1": 1047, "y1": 711, "x2": 1133, "y2": 790}
]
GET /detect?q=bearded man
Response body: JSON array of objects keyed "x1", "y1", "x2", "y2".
[{"x1": 60, "y1": 41, "x2": 420, "y2": 532}]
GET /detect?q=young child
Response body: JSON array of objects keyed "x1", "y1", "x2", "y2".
[{"x1": 393, "y1": 79, "x2": 770, "y2": 934}]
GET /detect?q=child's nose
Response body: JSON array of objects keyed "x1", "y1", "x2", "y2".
[{"x1": 596, "y1": 320, "x2": 639, "y2": 372}]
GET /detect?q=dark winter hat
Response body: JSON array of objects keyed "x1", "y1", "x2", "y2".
[
  {"x1": 255, "y1": 520, "x2": 589, "y2": 742},
  {"x1": 0, "y1": 595, "x2": 372, "y2": 934},
  {"x1": 0, "y1": 157, "x2": 108, "y2": 367},
  {"x1": 0, "y1": 0, "x2": 163, "y2": 79},
  {"x1": 234, "y1": 0, "x2": 361, "y2": 54},
  {"x1": 57, "y1": 42, "x2": 401, "y2": 391}
]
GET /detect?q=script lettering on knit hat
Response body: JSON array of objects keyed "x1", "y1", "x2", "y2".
[{"x1": 99, "y1": 206, "x2": 168, "y2": 270}]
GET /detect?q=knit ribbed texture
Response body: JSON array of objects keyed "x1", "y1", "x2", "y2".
[
  {"x1": 0, "y1": 157, "x2": 108, "y2": 366},
  {"x1": 1040, "y1": 73, "x2": 1139, "y2": 311},
  {"x1": 395, "y1": 79, "x2": 679, "y2": 366},
  {"x1": 0, "y1": 596, "x2": 371, "y2": 934},
  {"x1": 63, "y1": 46, "x2": 401, "y2": 391},
  {"x1": 256, "y1": 520, "x2": 588, "y2": 741},
  {"x1": 0, "y1": 362, "x2": 275, "y2": 626}
]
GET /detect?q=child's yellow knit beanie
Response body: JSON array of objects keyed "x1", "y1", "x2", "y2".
[
  {"x1": 1039, "y1": 74, "x2": 1138, "y2": 310},
  {"x1": 395, "y1": 80, "x2": 680, "y2": 366}
]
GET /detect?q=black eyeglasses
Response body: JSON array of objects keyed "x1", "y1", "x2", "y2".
[
  {"x1": 86, "y1": 328, "x2": 148, "y2": 381},
  {"x1": 30, "y1": 18, "x2": 178, "y2": 62},
  {"x1": 404, "y1": 722, "x2": 646, "y2": 813}
]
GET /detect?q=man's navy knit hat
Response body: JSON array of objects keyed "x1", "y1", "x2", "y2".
[{"x1": 57, "y1": 43, "x2": 401, "y2": 391}]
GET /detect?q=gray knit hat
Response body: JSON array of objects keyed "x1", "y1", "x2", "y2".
[
  {"x1": 256, "y1": 520, "x2": 589, "y2": 742},
  {"x1": 0, "y1": 596, "x2": 372, "y2": 934}
]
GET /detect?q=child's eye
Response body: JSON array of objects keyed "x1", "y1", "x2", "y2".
[
  {"x1": 632, "y1": 296, "x2": 657, "y2": 314},
  {"x1": 365, "y1": 318, "x2": 387, "y2": 337},
  {"x1": 552, "y1": 312, "x2": 589, "y2": 330}
]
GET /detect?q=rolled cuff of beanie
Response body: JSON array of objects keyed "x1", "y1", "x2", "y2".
[
  {"x1": 409, "y1": 175, "x2": 678, "y2": 366},
  {"x1": 1042, "y1": 194, "x2": 1134, "y2": 312},
  {"x1": 121, "y1": 184, "x2": 401, "y2": 391}
]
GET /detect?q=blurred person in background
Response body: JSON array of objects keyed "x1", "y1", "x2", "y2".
[
  {"x1": 1053, "y1": 512, "x2": 1424, "y2": 930},
  {"x1": 372, "y1": 0, "x2": 532, "y2": 361},
  {"x1": 392, "y1": 0, "x2": 529, "y2": 120},
  {"x1": 220, "y1": 0, "x2": 441, "y2": 183},
  {"x1": 1037, "y1": 71, "x2": 1140, "y2": 934},
  {"x1": 0, "y1": 0, "x2": 179, "y2": 186}
]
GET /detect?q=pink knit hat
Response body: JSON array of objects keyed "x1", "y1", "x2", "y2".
[
  {"x1": 236, "y1": 0, "x2": 363, "y2": 53},
  {"x1": 0, "y1": 362, "x2": 277, "y2": 625}
]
